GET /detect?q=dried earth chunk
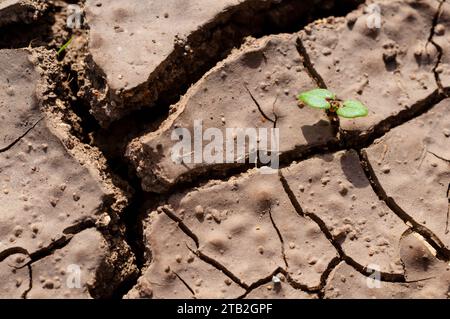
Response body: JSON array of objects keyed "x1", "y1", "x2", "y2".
[
  {"x1": 0, "y1": 48, "x2": 136, "y2": 298},
  {"x1": 27, "y1": 229, "x2": 107, "y2": 299},
  {"x1": 364, "y1": 99, "x2": 450, "y2": 248},
  {"x1": 127, "y1": 34, "x2": 334, "y2": 193},
  {"x1": 324, "y1": 232, "x2": 450, "y2": 298},
  {"x1": 282, "y1": 150, "x2": 408, "y2": 275},
  {"x1": 126, "y1": 211, "x2": 245, "y2": 299},
  {"x1": 0, "y1": 0, "x2": 46, "y2": 27},
  {"x1": 0, "y1": 253, "x2": 30, "y2": 298},
  {"x1": 83, "y1": 0, "x2": 356, "y2": 125},
  {"x1": 299, "y1": 0, "x2": 440, "y2": 133},
  {"x1": 156, "y1": 169, "x2": 337, "y2": 289}
]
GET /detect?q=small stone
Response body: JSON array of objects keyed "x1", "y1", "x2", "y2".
[
  {"x1": 322, "y1": 48, "x2": 332, "y2": 56},
  {"x1": 224, "y1": 279, "x2": 232, "y2": 286},
  {"x1": 194, "y1": 205, "x2": 205, "y2": 218},
  {"x1": 72, "y1": 193, "x2": 80, "y2": 201},
  {"x1": 16, "y1": 255, "x2": 25, "y2": 264},
  {"x1": 435, "y1": 24, "x2": 445, "y2": 36},
  {"x1": 381, "y1": 165, "x2": 391, "y2": 174},
  {"x1": 338, "y1": 184, "x2": 348, "y2": 196},
  {"x1": 257, "y1": 246, "x2": 264, "y2": 254},
  {"x1": 289, "y1": 242, "x2": 296, "y2": 249},
  {"x1": 187, "y1": 253, "x2": 195, "y2": 263},
  {"x1": 443, "y1": 129, "x2": 450, "y2": 137},
  {"x1": 175, "y1": 255, "x2": 182, "y2": 263}
]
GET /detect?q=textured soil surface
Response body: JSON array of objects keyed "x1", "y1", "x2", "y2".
[{"x1": 0, "y1": 0, "x2": 449, "y2": 299}]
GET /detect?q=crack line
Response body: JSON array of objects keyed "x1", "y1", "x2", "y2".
[
  {"x1": 427, "y1": 0, "x2": 447, "y2": 94},
  {"x1": 186, "y1": 245, "x2": 248, "y2": 290},
  {"x1": 358, "y1": 149, "x2": 450, "y2": 261},
  {"x1": 278, "y1": 169, "x2": 406, "y2": 282},
  {"x1": 160, "y1": 205, "x2": 199, "y2": 248},
  {"x1": 0, "y1": 118, "x2": 43, "y2": 153},
  {"x1": 267, "y1": 206, "x2": 288, "y2": 268},
  {"x1": 244, "y1": 85, "x2": 277, "y2": 125},
  {"x1": 427, "y1": 150, "x2": 450, "y2": 163},
  {"x1": 174, "y1": 272, "x2": 196, "y2": 296}
]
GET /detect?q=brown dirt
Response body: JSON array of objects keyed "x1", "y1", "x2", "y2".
[{"x1": 0, "y1": 0, "x2": 449, "y2": 299}]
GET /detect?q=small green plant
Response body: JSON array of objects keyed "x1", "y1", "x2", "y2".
[
  {"x1": 57, "y1": 36, "x2": 74, "y2": 56},
  {"x1": 297, "y1": 88, "x2": 368, "y2": 118}
]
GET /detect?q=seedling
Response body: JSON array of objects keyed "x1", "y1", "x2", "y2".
[
  {"x1": 297, "y1": 88, "x2": 368, "y2": 118},
  {"x1": 57, "y1": 36, "x2": 74, "y2": 56}
]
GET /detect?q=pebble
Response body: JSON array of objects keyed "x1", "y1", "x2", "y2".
[
  {"x1": 72, "y1": 193, "x2": 80, "y2": 201},
  {"x1": 6, "y1": 87, "x2": 15, "y2": 96},
  {"x1": 338, "y1": 184, "x2": 348, "y2": 196},
  {"x1": 194, "y1": 205, "x2": 204, "y2": 218},
  {"x1": 443, "y1": 129, "x2": 450, "y2": 137},
  {"x1": 435, "y1": 24, "x2": 445, "y2": 36},
  {"x1": 381, "y1": 165, "x2": 391, "y2": 174},
  {"x1": 187, "y1": 253, "x2": 195, "y2": 263}
]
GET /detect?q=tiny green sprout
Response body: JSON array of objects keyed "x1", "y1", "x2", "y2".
[
  {"x1": 57, "y1": 36, "x2": 74, "y2": 56},
  {"x1": 297, "y1": 88, "x2": 368, "y2": 119}
]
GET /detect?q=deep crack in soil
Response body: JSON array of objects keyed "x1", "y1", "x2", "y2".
[{"x1": 1, "y1": 0, "x2": 449, "y2": 299}]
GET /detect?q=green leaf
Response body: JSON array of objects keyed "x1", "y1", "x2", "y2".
[
  {"x1": 297, "y1": 89, "x2": 335, "y2": 110},
  {"x1": 337, "y1": 100, "x2": 369, "y2": 118},
  {"x1": 57, "y1": 36, "x2": 74, "y2": 56}
]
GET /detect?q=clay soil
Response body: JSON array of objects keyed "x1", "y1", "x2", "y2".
[{"x1": 0, "y1": 0, "x2": 449, "y2": 299}]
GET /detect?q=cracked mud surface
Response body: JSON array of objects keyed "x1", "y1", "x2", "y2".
[{"x1": 0, "y1": 0, "x2": 449, "y2": 299}]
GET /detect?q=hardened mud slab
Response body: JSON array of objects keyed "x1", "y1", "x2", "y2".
[
  {"x1": 281, "y1": 150, "x2": 408, "y2": 275},
  {"x1": 0, "y1": 49, "x2": 137, "y2": 298},
  {"x1": 127, "y1": 34, "x2": 334, "y2": 193},
  {"x1": 324, "y1": 232, "x2": 450, "y2": 298},
  {"x1": 364, "y1": 99, "x2": 450, "y2": 248},
  {"x1": 0, "y1": 49, "x2": 111, "y2": 254},
  {"x1": 298, "y1": 0, "x2": 440, "y2": 133},
  {"x1": 125, "y1": 211, "x2": 246, "y2": 299},
  {"x1": 0, "y1": 49, "x2": 42, "y2": 151},
  {"x1": 0, "y1": 0, "x2": 46, "y2": 27},
  {"x1": 83, "y1": 0, "x2": 360, "y2": 125},
  {"x1": 26, "y1": 229, "x2": 106, "y2": 299},
  {"x1": 130, "y1": 169, "x2": 338, "y2": 293},
  {"x1": 0, "y1": 253, "x2": 30, "y2": 298}
]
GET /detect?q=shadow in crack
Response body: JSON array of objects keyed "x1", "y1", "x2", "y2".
[
  {"x1": 300, "y1": 119, "x2": 334, "y2": 147},
  {"x1": 340, "y1": 150, "x2": 369, "y2": 188}
]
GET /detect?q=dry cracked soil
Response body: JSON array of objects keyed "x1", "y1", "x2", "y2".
[{"x1": 0, "y1": 0, "x2": 449, "y2": 299}]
